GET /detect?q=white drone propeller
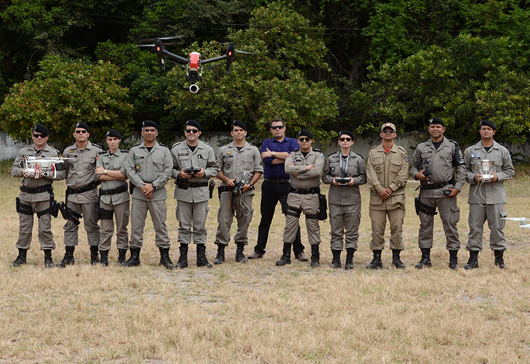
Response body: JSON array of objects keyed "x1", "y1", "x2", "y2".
[
  {"x1": 501, "y1": 217, "x2": 527, "y2": 225},
  {"x1": 521, "y1": 224, "x2": 530, "y2": 229}
]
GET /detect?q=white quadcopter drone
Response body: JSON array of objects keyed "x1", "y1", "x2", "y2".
[{"x1": 22, "y1": 156, "x2": 72, "y2": 179}]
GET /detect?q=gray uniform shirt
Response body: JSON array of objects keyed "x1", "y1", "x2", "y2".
[
  {"x1": 11, "y1": 145, "x2": 66, "y2": 203},
  {"x1": 97, "y1": 149, "x2": 130, "y2": 205},
  {"x1": 63, "y1": 141, "x2": 101, "y2": 204},
  {"x1": 464, "y1": 140, "x2": 514, "y2": 204},
  {"x1": 171, "y1": 140, "x2": 219, "y2": 203},
  {"x1": 322, "y1": 150, "x2": 366, "y2": 205},
  {"x1": 410, "y1": 137, "x2": 466, "y2": 198},
  {"x1": 216, "y1": 141, "x2": 263, "y2": 196},
  {"x1": 285, "y1": 148, "x2": 325, "y2": 189},
  {"x1": 125, "y1": 141, "x2": 173, "y2": 201}
]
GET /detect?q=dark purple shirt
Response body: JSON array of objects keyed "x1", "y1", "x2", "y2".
[{"x1": 261, "y1": 136, "x2": 300, "y2": 179}]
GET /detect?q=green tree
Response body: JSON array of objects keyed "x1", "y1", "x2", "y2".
[
  {"x1": 352, "y1": 34, "x2": 530, "y2": 144},
  {"x1": 0, "y1": 55, "x2": 134, "y2": 147},
  {"x1": 166, "y1": 2, "x2": 339, "y2": 142}
]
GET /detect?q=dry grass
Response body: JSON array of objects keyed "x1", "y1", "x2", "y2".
[{"x1": 1, "y1": 169, "x2": 530, "y2": 363}]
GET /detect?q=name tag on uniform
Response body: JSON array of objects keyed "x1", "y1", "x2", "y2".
[
  {"x1": 294, "y1": 159, "x2": 302, "y2": 162},
  {"x1": 421, "y1": 151, "x2": 432, "y2": 154},
  {"x1": 178, "y1": 153, "x2": 188, "y2": 156},
  {"x1": 223, "y1": 155, "x2": 233, "y2": 159},
  {"x1": 134, "y1": 156, "x2": 144, "y2": 159},
  {"x1": 67, "y1": 154, "x2": 77, "y2": 158}
]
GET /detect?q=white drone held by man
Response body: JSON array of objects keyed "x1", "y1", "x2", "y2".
[{"x1": 21, "y1": 156, "x2": 71, "y2": 179}]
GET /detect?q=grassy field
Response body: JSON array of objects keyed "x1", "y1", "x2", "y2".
[{"x1": 1, "y1": 161, "x2": 529, "y2": 363}]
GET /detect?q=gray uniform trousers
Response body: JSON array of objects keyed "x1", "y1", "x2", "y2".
[
  {"x1": 16, "y1": 200, "x2": 55, "y2": 250},
  {"x1": 99, "y1": 200, "x2": 129, "y2": 251},
  {"x1": 215, "y1": 192, "x2": 254, "y2": 246},
  {"x1": 329, "y1": 203, "x2": 361, "y2": 251},
  {"x1": 176, "y1": 200, "x2": 209, "y2": 245},
  {"x1": 283, "y1": 193, "x2": 320, "y2": 246},
  {"x1": 129, "y1": 198, "x2": 170, "y2": 249},
  {"x1": 467, "y1": 203, "x2": 507, "y2": 251},
  {"x1": 369, "y1": 208, "x2": 405, "y2": 251},
  {"x1": 63, "y1": 201, "x2": 100, "y2": 247},
  {"x1": 418, "y1": 196, "x2": 460, "y2": 250}
]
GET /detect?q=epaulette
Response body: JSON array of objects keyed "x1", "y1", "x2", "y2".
[
  {"x1": 120, "y1": 149, "x2": 129, "y2": 153},
  {"x1": 52, "y1": 147, "x2": 61, "y2": 155},
  {"x1": 159, "y1": 143, "x2": 169, "y2": 149},
  {"x1": 419, "y1": 138, "x2": 431, "y2": 144},
  {"x1": 368, "y1": 145, "x2": 379, "y2": 151},
  {"x1": 92, "y1": 143, "x2": 102, "y2": 150},
  {"x1": 293, "y1": 149, "x2": 300, "y2": 152},
  {"x1": 132, "y1": 142, "x2": 141, "y2": 147},
  {"x1": 313, "y1": 148, "x2": 322, "y2": 152},
  {"x1": 172, "y1": 141, "x2": 182, "y2": 148},
  {"x1": 398, "y1": 146, "x2": 407, "y2": 154},
  {"x1": 448, "y1": 139, "x2": 460, "y2": 146},
  {"x1": 355, "y1": 152, "x2": 365, "y2": 159},
  {"x1": 98, "y1": 150, "x2": 107, "y2": 155}
]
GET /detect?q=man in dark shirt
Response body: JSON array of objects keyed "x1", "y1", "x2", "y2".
[{"x1": 248, "y1": 118, "x2": 307, "y2": 262}]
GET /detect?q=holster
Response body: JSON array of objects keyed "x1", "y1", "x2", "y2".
[
  {"x1": 98, "y1": 207, "x2": 114, "y2": 220},
  {"x1": 414, "y1": 196, "x2": 437, "y2": 216},
  {"x1": 60, "y1": 191, "x2": 82, "y2": 225},
  {"x1": 16, "y1": 197, "x2": 33, "y2": 215},
  {"x1": 209, "y1": 179, "x2": 215, "y2": 199},
  {"x1": 36, "y1": 192, "x2": 58, "y2": 218},
  {"x1": 305, "y1": 194, "x2": 328, "y2": 220},
  {"x1": 176, "y1": 176, "x2": 189, "y2": 190}
]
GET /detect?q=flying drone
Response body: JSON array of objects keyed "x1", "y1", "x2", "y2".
[
  {"x1": 502, "y1": 217, "x2": 530, "y2": 229},
  {"x1": 137, "y1": 36, "x2": 253, "y2": 93}
]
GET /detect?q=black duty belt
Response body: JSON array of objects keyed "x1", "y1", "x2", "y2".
[
  {"x1": 264, "y1": 178, "x2": 290, "y2": 183},
  {"x1": 66, "y1": 182, "x2": 98, "y2": 195},
  {"x1": 99, "y1": 183, "x2": 128, "y2": 196},
  {"x1": 422, "y1": 181, "x2": 451, "y2": 190},
  {"x1": 290, "y1": 187, "x2": 320, "y2": 195},
  {"x1": 20, "y1": 184, "x2": 53, "y2": 194},
  {"x1": 188, "y1": 182, "x2": 209, "y2": 188}
]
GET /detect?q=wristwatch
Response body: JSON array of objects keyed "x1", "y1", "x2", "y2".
[
  {"x1": 104, "y1": 169, "x2": 108, "y2": 175},
  {"x1": 271, "y1": 151, "x2": 276, "y2": 157}
]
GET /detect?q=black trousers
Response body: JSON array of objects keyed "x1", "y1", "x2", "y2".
[{"x1": 254, "y1": 180, "x2": 304, "y2": 254}]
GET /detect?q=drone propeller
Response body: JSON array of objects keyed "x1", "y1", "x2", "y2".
[
  {"x1": 521, "y1": 224, "x2": 530, "y2": 229},
  {"x1": 235, "y1": 50, "x2": 255, "y2": 54},
  {"x1": 136, "y1": 36, "x2": 185, "y2": 43},
  {"x1": 501, "y1": 217, "x2": 527, "y2": 225}
]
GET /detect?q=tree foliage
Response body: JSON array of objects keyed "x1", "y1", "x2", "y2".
[
  {"x1": 0, "y1": 55, "x2": 134, "y2": 147},
  {"x1": 352, "y1": 35, "x2": 530, "y2": 144}
]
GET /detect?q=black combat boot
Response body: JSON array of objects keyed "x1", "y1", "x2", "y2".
[
  {"x1": 90, "y1": 246, "x2": 99, "y2": 265},
  {"x1": 122, "y1": 248, "x2": 141, "y2": 267},
  {"x1": 176, "y1": 244, "x2": 188, "y2": 269},
  {"x1": 159, "y1": 247, "x2": 175, "y2": 270},
  {"x1": 10, "y1": 248, "x2": 28, "y2": 267},
  {"x1": 310, "y1": 245, "x2": 320, "y2": 268},
  {"x1": 366, "y1": 250, "x2": 384, "y2": 269},
  {"x1": 331, "y1": 250, "x2": 341, "y2": 269},
  {"x1": 117, "y1": 249, "x2": 127, "y2": 265},
  {"x1": 415, "y1": 248, "x2": 432, "y2": 269},
  {"x1": 392, "y1": 249, "x2": 406, "y2": 269},
  {"x1": 43, "y1": 249, "x2": 54, "y2": 268},
  {"x1": 494, "y1": 250, "x2": 506, "y2": 269},
  {"x1": 214, "y1": 244, "x2": 225, "y2": 265},
  {"x1": 344, "y1": 248, "x2": 355, "y2": 270},
  {"x1": 448, "y1": 250, "x2": 458, "y2": 269},
  {"x1": 235, "y1": 244, "x2": 248, "y2": 263},
  {"x1": 464, "y1": 251, "x2": 479, "y2": 270},
  {"x1": 196, "y1": 244, "x2": 212, "y2": 268},
  {"x1": 56, "y1": 246, "x2": 75, "y2": 268},
  {"x1": 276, "y1": 243, "x2": 292, "y2": 266},
  {"x1": 99, "y1": 250, "x2": 109, "y2": 267}
]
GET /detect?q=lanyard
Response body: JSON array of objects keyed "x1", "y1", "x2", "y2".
[{"x1": 339, "y1": 153, "x2": 350, "y2": 177}]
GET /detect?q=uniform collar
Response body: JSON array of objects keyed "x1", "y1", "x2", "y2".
[
  {"x1": 475, "y1": 140, "x2": 498, "y2": 151},
  {"x1": 140, "y1": 141, "x2": 159, "y2": 149},
  {"x1": 228, "y1": 141, "x2": 248, "y2": 150}
]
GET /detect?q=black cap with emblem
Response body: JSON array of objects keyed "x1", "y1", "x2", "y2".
[
  {"x1": 106, "y1": 129, "x2": 122, "y2": 139},
  {"x1": 186, "y1": 120, "x2": 202, "y2": 131},
  {"x1": 480, "y1": 119, "x2": 496, "y2": 130},
  {"x1": 142, "y1": 120, "x2": 158, "y2": 129},
  {"x1": 232, "y1": 120, "x2": 247, "y2": 131},
  {"x1": 33, "y1": 124, "x2": 49, "y2": 137},
  {"x1": 74, "y1": 122, "x2": 90, "y2": 133},
  {"x1": 298, "y1": 129, "x2": 313, "y2": 139},
  {"x1": 429, "y1": 117, "x2": 445, "y2": 127}
]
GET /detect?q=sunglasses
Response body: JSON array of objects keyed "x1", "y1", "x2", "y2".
[
  {"x1": 75, "y1": 130, "x2": 88, "y2": 134},
  {"x1": 185, "y1": 129, "x2": 199, "y2": 134},
  {"x1": 33, "y1": 133, "x2": 46, "y2": 138},
  {"x1": 298, "y1": 137, "x2": 310, "y2": 142},
  {"x1": 381, "y1": 130, "x2": 395, "y2": 134},
  {"x1": 271, "y1": 125, "x2": 284, "y2": 130},
  {"x1": 339, "y1": 138, "x2": 351, "y2": 142}
]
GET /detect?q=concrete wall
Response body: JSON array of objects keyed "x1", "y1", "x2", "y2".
[{"x1": 2, "y1": 131, "x2": 529, "y2": 162}]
